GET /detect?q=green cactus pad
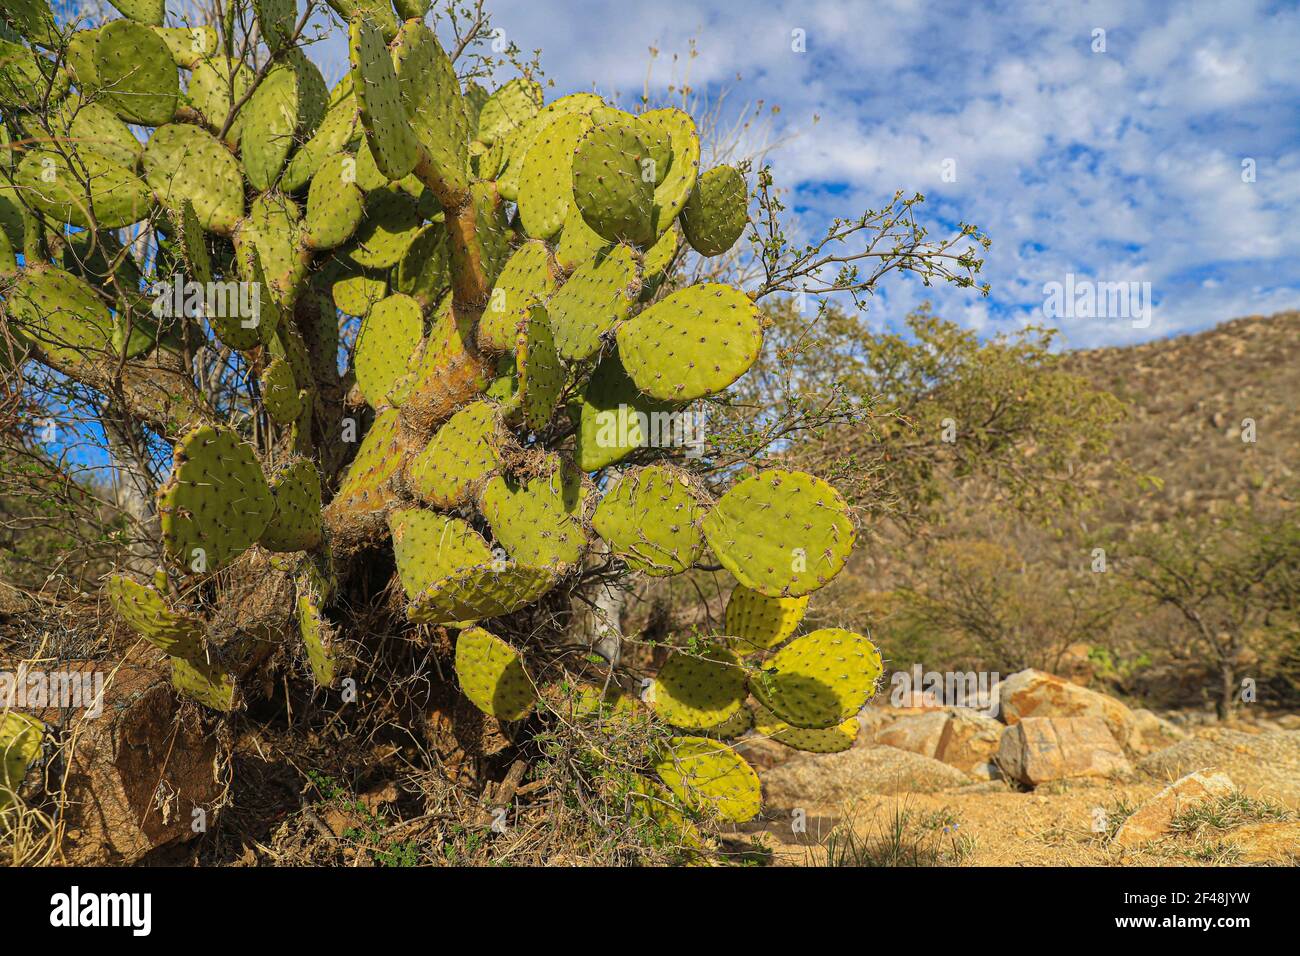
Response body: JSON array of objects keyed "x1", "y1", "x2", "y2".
[
  {"x1": 616, "y1": 283, "x2": 763, "y2": 401},
  {"x1": 237, "y1": 192, "x2": 306, "y2": 313},
  {"x1": 393, "y1": 19, "x2": 468, "y2": 175},
  {"x1": 325, "y1": 0, "x2": 398, "y2": 40},
  {"x1": 63, "y1": 100, "x2": 141, "y2": 168},
  {"x1": 106, "y1": 574, "x2": 207, "y2": 659},
  {"x1": 1, "y1": 0, "x2": 56, "y2": 45},
  {"x1": 479, "y1": 468, "x2": 587, "y2": 571},
  {"x1": 158, "y1": 424, "x2": 275, "y2": 575},
  {"x1": 297, "y1": 558, "x2": 340, "y2": 687},
  {"x1": 592, "y1": 464, "x2": 705, "y2": 576},
  {"x1": 333, "y1": 407, "x2": 404, "y2": 517},
  {"x1": 546, "y1": 244, "x2": 639, "y2": 360},
  {"x1": 517, "y1": 111, "x2": 596, "y2": 240},
  {"x1": 253, "y1": 0, "x2": 298, "y2": 52},
  {"x1": 390, "y1": 508, "x2": 494, "y2": 599},
  {"x1": 355, "y1": 293, "x2": 424, "y2": 407},
  {"x1": 724, "y1": 585, "x2": 808, "y2": 655},
  {"x1": 641, "y1": 222, "x2": 680, "y2": 282},
  {"x1": 455, "y1": 626, "x2": 535, "y2": 721},
  {"x1": 572, "y1": 352, "x2": 678, "y2": 471},
  {"x1": 517, "y1": 306, "x2": 566, "y2": 432},
  {"x1": 472, "y1": 181, "x2": 514, "y2": 284},
  {"x1": 555, "y1": 204, "x2": 611, "y2": 273},
  {"x1": 93, "y1": 19, "x2": 177, "y2": 126},
  {"x1": 0, "y1": 712, "x2": 43, "y2": 811},
  {"x1": 408, "y1": 400, "x2": 505, "y2": 508},
  {"x1": 304, "y1": 153, "x2": 365, "y2": 251},
  {"x1": 171, "y1": 655, "x2": 238, "y2": 712},
  {"x1": 345, "y1": 185, "x2": 422, "y2": 269},
  {"x1": 394, "y1": 0, "x2": 430, "y2": 17},
  {"x1": 476, "y1": 77, "x2": 542, "y2": 146},
  {"x1": 107, "y1": 0, "x2": 164, "y2": 24},
  {"x1": 640, "y1": 107, "x2": 700, "y2": 236},
  {"x1": 571, "y1": 119, "x2": 656, "y2": 247},
  {"x1": 15, "y1": 148, "x2": 154, "y2": 230},
  {"x1": 699, "y1": 704, "x2": 755, "y2": 740},
  {"x1": 142, "y1": 123, "x2": 245, "y2": 235},
  {"x1": 152, "y1": 26, "x2": 219, "y2": 67},
  {"x1": 282, "y1": 91, "x2": 359, "y2": 191},
  {"x1": 751, "y1": 628, "x2": 882, "y2": 730},
  {"x1": 498, "y1": 92, "x2": 603, "y2": 201},
  {"x1": 680, "y1": 165, "x2": 747, "y2": 256},
  {"x1": 702, "y1": 469, "x2": 854, "y2": 597},
  {"x1": 6, "y1": 266, "x2": 113, "y2": 363},
  {"x1": 750, "y1": 699, "x2": 858, "y2": 753},
  {"x1": 260, "y1": 356, "x2": 303, "y2": 425},
  {"x1": 65, "y1": 29, "x2": 100, "y2": 89},
  {"x1": 650, "y1": 647, "x2": 747, "y2": 732},
  {"x1": 330, "y1": 264, "x2": 388, "y2": 316},
  {"x1": 407, "y1": 562, "x2": 558, "y2": 626},
  {"x1": 260, "y1": 459, "x2": 324, "y2": 552},
  {"x1": 241, "y1": 54, "x2": 327, "y2": 191},
  {"x1": 188, "y1": 56, "x2": 254, "y2": 145},
  {"x1": 395, "y1": 221, "x2": 450, "y2": 304},
  {"x1": 350, "y1": 13, "x2": 420, "y2": 181},
  {"x1": 479, "y1": 239, "x2": 555, "y2": 352},
  {"x1": 653, "y1": 736, "x2": 760, "y2": 823}
]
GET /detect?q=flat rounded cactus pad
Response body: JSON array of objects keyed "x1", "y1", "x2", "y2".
[
  {"x1": 572, "y1": 351, "x2": 677, "y2": 472},
  {"x1": 650, "y1": 647, "x2": 747, "y2": 732},
  {"x1": 330, "y1": 265, "x2": 388, "y2": 317},
  {"x1": 170, "y1": 655, "x2": 238, "y2": 711},
  {"x1": 1, "y1": 0, "x2": 57, "y2": 44},
  {"x1": 158, "y1": 424, "x2": 275, "y2": 575},
  {"x1": 554, "y1": 203, "x2": 611, "y2": 273},
  {"x1": 106, "y1": 574, "x2": 206, "y2": 659},
  {"x1": 390, "y1": 508, "x2": 494, "y2": 599},
  {"x1": 259, "y1": 356, "x2": 304, "y2": 425},
  {"x1": 479, "y1": 240, "x2": 555, "y2": 352},
  {"x1": 479, "y1": 468, "x2": 587, "y2": 571},
  {"x1": 517, "y1": 111, "x2": 595, "y2": 240},
  {"x1": 304, "y1": 153, "x2": 365, "y2": 250},
  {"x1": 237, "y1": 191, "x2": 304, "y2": 312},
  {"x1": 15, "y1": 148, "x2": 154, "y2": 230},
  {"x1": 653, "y1": 736, "x2": 760, "y2": 823},
  {"x1": 702, "y1": 469, "x2": 854, "y2": 597},
  {"x1": 680, "y1": 164, "x2": 748, "y2": 257},
  {"x1": 333, "y1": 407, "x2": 404, "y2": 517},
  {"x1": 253, "y1": 0, "x2": 298, "y2": 52},
  {"x1": 260, "y1": 459, "x2": 324, "y2": 552},
  {"x1": 724, "y1": 585, "x2": 809, "y2": 655},
  {"x1": 640, "y1": 107, "x2": 700, "y2": 236},
  {"x1": 350, "y1": 13, "x2": 420, "y2": 181},
  {"x1": 143, "y1": 124, "x2": 245, "y2": 235},
  {"x1": 395, "y1": 222, "x2": 450, "y2": 304},
  {"x1": 65, "y1": 29, "x2": 100, "y2": 89},
  {"x1": 750, "y1": 699, "x2": 858, "y2": 753},
  {"x1": 517, "y1": 306, "x2": 565, "y2": 432},
  {"x1": 477, "y1": 77, "x2": 543, "y2": 146},
  {"x1": 345, "y1": 185, "x2": 422, "y2": 269},
  {"x1": 354, "y1": 293, "x2": 423, "y2": 407},
  {"x1": 0, "y1": 712, "x2": 44, "y2": 811},
  {"x1": 571, "y1": 119, "x2": 656, "y2": 247},
  {"x1": 64, "y1": 101, "x2": 141, "y2": 168},
  {"x1": 6, "y1": 266, "x2": 113, "y2": 362},
  {"x1": 592, "y1": 465, "x2": 705, "y2": 576},
  {"x1": 297, "y1": 560, "x2": 341, "y2": 688},
  {"x1": 407, "y1": 562, "x2": 558, "y2": 626},
  {"x1": 393, "y1": 19, "x2": 468, "y2": 174},
  {"x1": 455, "y1": 627, "x2": 535, "y2": 721},
  {"x1": 615, "y1": 283, "x2": 762, "y2": 401},
  {"x1": 752, "y1": 628, "x2": 882, "y2": 730},
  {"x1": 0, "y1": 37, "x2": 67, "y2": 108},
  {"x1": 152, "y1": 26, "x2": 219, "y2": 67},
  {"x1": 108, "y1": 0, "x2": 164, "y2": 25},
  {"x1": 408, "y1": 400, "x2": 505, "y2": 508},
  {"x1": 188, "y1": 56, "x2": 254, "y2": 145},
  {"x1": 93, "y1": 19, "x2": 177, "y2": 126},
  {"x1": 282, "y1": 92, "x2": 359, "y2": 191},
  {"x1": 546, "y1": 244, "x2": 638, "y2": 360},
  {"x1": 641, "y1": 222, "x2": 681, "y2": 282},
  {"x1": 240, "y1": 57, "x2": 326, "y2": 191}
]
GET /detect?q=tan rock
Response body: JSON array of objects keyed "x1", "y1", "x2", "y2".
[
  {"x1": 875, "y1": 711, "x2": 950, "y2": 759},
  {"x1": 1129, "y1": 708, "x2": 1188, "y2": 754},
  {"x1": 1137, "y1": 728, "x2": 1300, "y2": 804},
  {"x1": 1113, "y1": 771, "x2": 1235, "y2": 847},
  {"x1": 936, "y1": 709, "x2": 1003, "y2": 777},
  {"x1": 762, "y1": 745, "x2": 972, "y2": 808},
  {"x1": 999, "y1": 669, "x2": 1136, "y2": 749},
  {"x1": 1228, "y1": 821, "x2": 1300, "y2": 864},
  {"x1": 996, "y1": 716, "x2": 1132, "y2": 786}
]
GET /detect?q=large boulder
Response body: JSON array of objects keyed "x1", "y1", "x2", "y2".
[
  {"x1": 762, "y1": 745, "x2": 972, "y2": 808},
  {"x1": 1113, "y1": 771, "x2": 1235, "y2": 848},
  {"x1": 935, "y1": 709, "x2": 1004, "y2": 777},
  {"x1": 874, "y1": 711, "x2": 949, "y2": 759},
  {"x1": 996, "y1": 716, "x2": 1132, "y2": 786},
  {"x1": 998, "y1": 669, "x2": 1137, "y2": 749},
  {"x1": 1137, "y1": 728, "x2": 1300, "y2": 805}
]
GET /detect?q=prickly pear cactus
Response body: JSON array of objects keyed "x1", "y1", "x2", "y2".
[{"x1": 2, "y1": 0, "x2": 910, "y2": 843}]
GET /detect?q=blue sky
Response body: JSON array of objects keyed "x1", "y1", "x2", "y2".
[{"x1": 457, "y1": 0, "x2": 1299, "y2": 349}]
